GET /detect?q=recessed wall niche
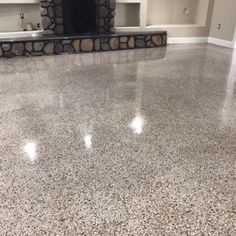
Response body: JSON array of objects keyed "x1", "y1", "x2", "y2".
[
  {"x1": 115, "y1": 0, "x2": 210, "y2": 31},
  {"x1": 0, "y1": 3, "x2": 41, "y2": 32},
  {"x1": 115, "y1": 3, "x2": 140, "y2": 27},
  {"x1": 147, "y1": 0, "x2": 210, "y2": 26}
]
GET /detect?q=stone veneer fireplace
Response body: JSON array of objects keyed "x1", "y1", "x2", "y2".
[
  {"x1": 40, "y1": 0, "x2": 116, "y2": 35},
  {"x1": 0, "y1": 0, "x2": 167, "y2": 58}
]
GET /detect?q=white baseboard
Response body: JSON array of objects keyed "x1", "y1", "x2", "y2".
[
  {"x1": 168, "y1": 37, "x2": 208, "y2": 44},
  {"x1": 167, "y1": 36, "x2": 236, "y2": 49},
  {"x1": 208, "y1": 37, "x2": 235, "y2": 49}
]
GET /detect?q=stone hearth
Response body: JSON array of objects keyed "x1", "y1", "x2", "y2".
[
  {"x1": 40, "y1": 0, "x2": 116, "y2": 35},
  {"x1": 0, "y1": 32, "x2": 167, "y2": 58}
]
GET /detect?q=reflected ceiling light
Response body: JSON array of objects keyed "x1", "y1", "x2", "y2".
[
  {"x1": 84, "y1": 135, "x2": 92, "y2": 149},
  {"x1": 23, "y1": 142, "x2": 37, "y2": 161},
  {"x1": 131, "y1": 115, "x2": 144, "y2": 135}
]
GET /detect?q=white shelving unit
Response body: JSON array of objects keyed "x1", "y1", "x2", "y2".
[
  {"x1": 116, "y1": 0, "x2": 147, "y2": 31},
  {"x1": 0, "y1": 0, "x2": 41, "y2": 34},
  {"x1": 116, "y1": 0, "x2": 210, "y2": 32}
]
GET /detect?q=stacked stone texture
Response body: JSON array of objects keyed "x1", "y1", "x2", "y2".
[
  {"x1": 40, "y1": 0, "x2": 115, "y2": 35},
  {"x1": 53, "y1": 0, "x2": 64, "y2": 34},
  {"x1": 0, "y1": 33, "x2": 167, "y2": 58},
  {"x1": 41, "y1": 0, "x2": 56, "y2": 35},
  {"x1": 95, "y1": 0, "x2": 116, "y2": 33}
]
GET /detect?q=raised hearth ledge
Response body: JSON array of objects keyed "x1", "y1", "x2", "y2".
[{"x1": 0, "y1": 31, "x2": 167, "y2": 58}]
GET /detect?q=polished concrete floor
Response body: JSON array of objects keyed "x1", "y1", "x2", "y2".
[{"x1": 0, "y1": 44, "x2": 235, "y2": 235}]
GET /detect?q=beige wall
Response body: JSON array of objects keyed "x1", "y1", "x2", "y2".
[
  {"x1": 116, "y1": 3, "x2": 140, "y2": 27},
  {"x1": 209, "y1": 0, "x2": 236, "y2": 41},
  {"x1": 147, "y1": 0, "x2": 198, "y2": 25},
  {"x1": 156, "y1": 0, "x2": 214, "y2": 38},
  {"x1": 195, "y1": 0, "x2": 210, "y2": 25}
]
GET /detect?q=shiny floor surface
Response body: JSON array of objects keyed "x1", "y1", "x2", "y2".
[{"x1": 0, "y1": 44, "x2": 235, "y2": 235}]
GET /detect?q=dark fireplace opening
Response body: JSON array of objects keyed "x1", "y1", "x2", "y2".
[{"x1": 62, "y1": 0, "x2": 96, "y2": 34}]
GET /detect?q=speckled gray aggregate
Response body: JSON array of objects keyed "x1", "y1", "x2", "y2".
[{"x1": 0, "y1": 44, "x2": 235, "y2": 235}]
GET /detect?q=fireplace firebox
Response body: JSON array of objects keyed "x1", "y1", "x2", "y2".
[{"x1": 63, "y1": 0, "x2": 96, "y2": 34}]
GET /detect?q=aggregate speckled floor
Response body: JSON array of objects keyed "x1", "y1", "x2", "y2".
[{"x1": 0, "y1": 44, "x2": 235, "y2": 235}]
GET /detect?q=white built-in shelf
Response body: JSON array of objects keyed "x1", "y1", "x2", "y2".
[
  {"x1": 115, "y1": 0, "x2": 210, "y2": 32},
  {"x1": 0, "y1": 30, "x2": 43, "y2": 39},
  {"x1": 0, "y1": 0, "x2": 39, "y2": 4}
]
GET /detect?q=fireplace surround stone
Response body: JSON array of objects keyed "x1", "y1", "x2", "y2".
[{"x1": 40, "y1": 0, "x2": 116, "y2": 35}]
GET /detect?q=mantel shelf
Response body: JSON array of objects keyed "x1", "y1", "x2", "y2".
[{"x1": 0, "y1": 0, "x2": 39, "y2": 4}]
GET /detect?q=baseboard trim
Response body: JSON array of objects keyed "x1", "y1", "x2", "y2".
[
  {"x1": 167, "y1": 36, "x2": 236, "y2": 49},
  {"x1": 168, "y1": 37, "x2": 208, "y2": 44},
  {"x1": 208, "y1": 37, "x2": 234, "y2": 49}
]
